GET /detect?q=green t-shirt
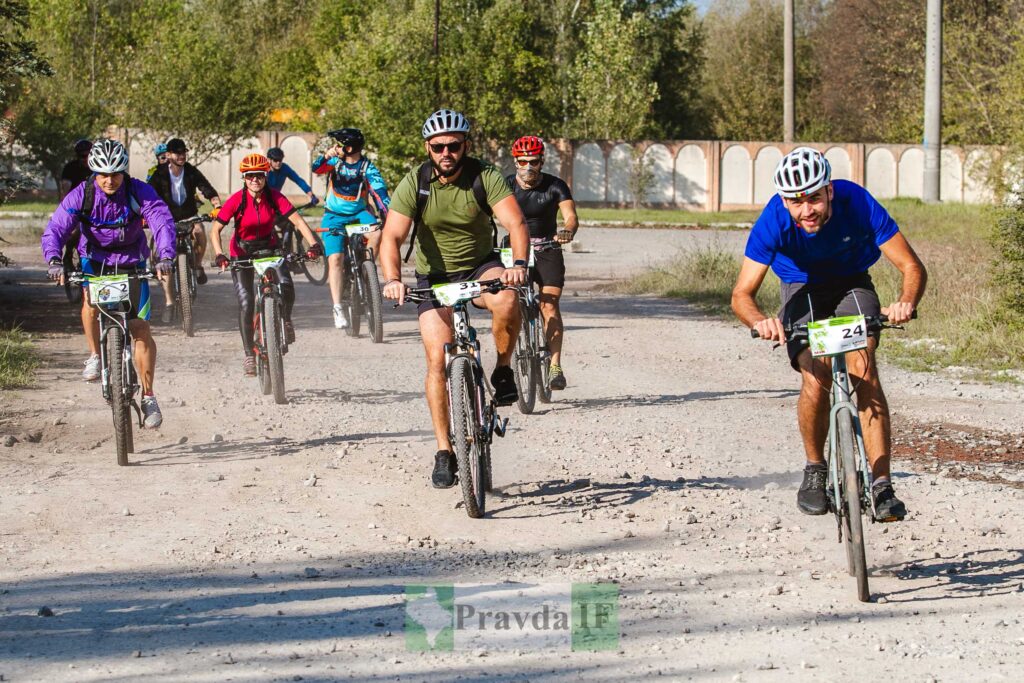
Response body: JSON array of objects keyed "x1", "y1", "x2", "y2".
[{"x1": 390, "y1": 160, "x2": 512, "y2": 275}]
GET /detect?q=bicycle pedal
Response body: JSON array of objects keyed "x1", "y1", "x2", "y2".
[{"x1": 493, "y1": 416, "x2": 509, "y2": 438}]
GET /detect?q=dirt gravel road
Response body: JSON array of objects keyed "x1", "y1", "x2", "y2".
[{"x1": 1, "y1": 228, "x2": 1023, "y2": 682}]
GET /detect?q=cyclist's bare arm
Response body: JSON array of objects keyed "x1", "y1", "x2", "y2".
[
  {"x1": 492, "y1": 195, "x2": 529, "y2": 286},
  {"x1": 879, "y1": 233, "x2": 927, "y2": 324},
  {"x1": 558, "y1": 199, "x2": 579, "y2": 237},
  {"x1": 209, "y1": 219, "x2": 228, "y2": 263},
  {"x1": 379, "y1": 209, "x2": 414, "y2": 305},
  {"x1": 732, "y1": 257, "x2": 786, "y2": 341}
]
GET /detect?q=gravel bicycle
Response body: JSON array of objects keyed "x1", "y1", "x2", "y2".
[
  {"x1": 230, "y1": 251, "x2": 306, "y2": 405},
  {"x1": 279, "y1": 201, "x2": 326, "y2": 285},
  {"x1": 317, "y1": 222, "x2": 385, "y2": 342},
  {"x1": 170, "y1": 215, "x2": 211, "y2": 337},
  {"x1": 753, "y1": 312, "x2": 911, "y2": 602},
  {"x1": 402, "y1": 279, "x2": 510, "y2": 518},
  {"x1": 499, "y1": 239, "x2": 560, "y2": 413},
  {"x1": 68, "y1": 269, "x2": 158, "y2": 466}
]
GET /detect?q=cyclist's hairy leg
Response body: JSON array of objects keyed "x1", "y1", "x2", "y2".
[
  {"x1": 846, "y1": 339, "x2": 892, "y2": 480},
  {"x1": 795, "y1": 349, "x2": 832, "y2": 464},
  {"x1": 538, "y1": 286, "x2": 564, "y2": 364},
  {"x1": 193, "y1": 225, "x2": 207, "y2": 265},
  {"x1": 478, "y1": 266, "x2": 520, "y2": 366},
  {"x1": 366, "y1": 231, "x2": 382, "y2": 265},
  {"x1": 160, "y1": 276, "x2": 174, "y2": 306},
  {"x1": 418, "y1": 307, "x2": 456, "y2": 452},
  {"x1": 81, "y1": 292, "x2": 101, "y2": 356},
  {"x1": 328, "y1": 253, "x2": 345, "y2": 305},
  {"x1": 127, "y1": 319, "x2": 157, "y2": 394}
]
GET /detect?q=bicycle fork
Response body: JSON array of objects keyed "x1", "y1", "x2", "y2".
[{"x1": 827, "y1": 357, "x2": 876, "y2": 543}]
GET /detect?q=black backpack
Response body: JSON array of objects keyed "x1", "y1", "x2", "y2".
[
  {"x1": 229, "y1": 188, "x2": 296, "y2": 255},
  {"x1": 403, "y1": 157, "x2": 495, "y2": 262}
]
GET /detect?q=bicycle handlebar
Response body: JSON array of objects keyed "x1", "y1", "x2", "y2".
[
  {"x1": 314, "y1": 223, "x2": 382, "y2": 235},
  {"x1": 749, "y1": 312, "x2": 917, "y2": 339},
  {"x1": 293, "y1": 200, "x2": 318, "y2": 212},
  {"x1": 399, "y1": 278, "x2": 507, "y2": 305},
  {"x1": 175, "y1": 215, "x2": 212, "y2": 227},
  {"x1": 67, "y1": 270, "x2": 157, "y2": 284}
]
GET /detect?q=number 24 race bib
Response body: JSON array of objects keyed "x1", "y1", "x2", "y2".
[{"x1": 807, "y1": 315, "x2": 868, "y2": 357}]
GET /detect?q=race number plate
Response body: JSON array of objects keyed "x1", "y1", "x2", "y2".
[
  {"x1": 252, "y1": 257, "x2": 285, "y2": 276},
  {"x1": 87, "y1": 274, "x2": 131, "y2": 304},
  {"x1": 433, "y1": 281, "x2": 483, "y2": 307},
  {"x1": 498, "y1": 247, "x2": 535, "y2": 268},
  {"x1": 807, "y1": 315, "x2": 868, "y2": 357},
  {"x1": 346, "y1": 223, "x2": 380, "y2": 235}
]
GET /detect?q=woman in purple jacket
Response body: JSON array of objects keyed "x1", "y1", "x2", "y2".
[{"x1": 41, "y1": 139, "x2": 177, "y2": 429}]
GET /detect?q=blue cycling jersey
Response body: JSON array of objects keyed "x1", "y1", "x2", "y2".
[
  {"x1": 744, "y1": 180, "x2": 899, "y2": 284},
  {"x1": 267, "y1": 162, "x2": 312, "y2": 194}
]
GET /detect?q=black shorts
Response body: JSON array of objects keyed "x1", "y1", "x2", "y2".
[
  {"x1": 531, "y1": 249, "x2": 565, "y2": 289},
  {"x1": 414, "y1": 257, "x2": 504, "y2": 315},
  {"x1": 779, "y1": 273, "x2": 881, "y2": 371}
]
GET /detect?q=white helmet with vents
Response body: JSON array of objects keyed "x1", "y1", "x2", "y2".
[
  {"x1": 87, "y1": 139, "x2": 129, "y2": 174},
  {"x1": 422, "y1": 109, "x2": 470, "y2": 140},
  {"x1": 774, "y1": 147, "x2": 831, "y2": 198}
]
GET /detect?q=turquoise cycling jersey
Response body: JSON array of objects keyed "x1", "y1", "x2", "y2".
[{"x1": 312, "y1": 155, "x2": 390, "y2": 225}]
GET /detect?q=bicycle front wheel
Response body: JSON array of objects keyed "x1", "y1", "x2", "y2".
[
  {"x1": 837, "y1": 409, "x2": 870, "y2": 602},
  {"x1": 263, "y1": 297, "x2": 287, "y2": 404},
  {"x1": 299, "y1": 233, "x2": 328, "y2": 285},
  {"x1": 106, "y1": 327, "x2": 132, "y2": 466},
  {"x1": 361, "y1": 259, "x2": 384, "y2": 343},
  {"x1": 513, "y1": 300, "x2": 536, "y2": 414},
  {"x1": 345, "y1": 263, "x2": 363, "y2": 338},
  {"x1": 176, "y1": 253, "x2": 194, "y2": 337},
  {"x1": 450, "y1": 356, "x2": 485, "y2": 518}
]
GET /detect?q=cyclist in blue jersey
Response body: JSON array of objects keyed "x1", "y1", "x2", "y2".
[
  {"x1": 146, "y1": 142, "x2": 168, "y2": 183},
  {"x1": 312, "y1": 128, "x2": 390, "y2": 329},
  {"x1": 266, "y1": 147, "x2": 317, "y2": 205},
  {"x1": 731, "y1": 147, "x2": 927, "y2": 522}
]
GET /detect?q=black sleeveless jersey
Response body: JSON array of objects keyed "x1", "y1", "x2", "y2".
[{"x1": 505, "y1": 172, "x2": 574, "y2": 239}]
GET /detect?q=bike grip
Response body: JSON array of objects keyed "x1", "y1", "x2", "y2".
[{"x1": 750, "y1": 328, "x2": 760, "y2": 339}]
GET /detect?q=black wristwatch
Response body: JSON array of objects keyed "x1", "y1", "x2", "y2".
[{"x1": 513, "y1": 259, "x2": 527, "y2": 268}]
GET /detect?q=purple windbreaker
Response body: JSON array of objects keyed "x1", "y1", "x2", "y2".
[{"x1": 41, "y1": 177, "x2": 177, "y2": 267}]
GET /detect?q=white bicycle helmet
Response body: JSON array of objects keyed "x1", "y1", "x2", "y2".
[
  {"x1": 422, "y1": 109, "x2": 470, "y2": 139},
  {"x1": 87, "y1": 139, "x2": 130, "y2": 174},
  {"x1": 774, "y1": 147, "x2": 831, "y2": 198}
]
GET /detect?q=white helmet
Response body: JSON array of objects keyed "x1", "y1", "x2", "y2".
[
  {"x1": 422, "y1": 109, "x2": 470, "y2": 139},
  {"x1": 87, "y1": 139, "x2": 129, "y2": 174},
  {"x1": 774, "y1": 147, "x2": 831, "y2": 198}
]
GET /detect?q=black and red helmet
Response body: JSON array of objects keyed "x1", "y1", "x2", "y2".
[{"x1": 511, "y1": 135, "x2": 544, "y2": 158}]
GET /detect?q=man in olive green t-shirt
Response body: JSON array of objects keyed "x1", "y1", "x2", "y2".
[{"x1": 381, "y1": 109, "x2": 530, "y2": 490}]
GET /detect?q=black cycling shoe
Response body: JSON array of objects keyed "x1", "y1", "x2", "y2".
[
  {"x1": 195, "y1": 266, "x2": 208, "y2": 285},
  {"x1": 797, "y1": 463, "x2": 829, "y2": 515},
  {"x1": 872, "y1": 481, "x2": 907, "y2": 522},
  {"x1": 490, "y1": 365, "x2": 518, "y2": 406},
  {"x1": 431, "y1": 450, "x2": 457, "y2": 489}
]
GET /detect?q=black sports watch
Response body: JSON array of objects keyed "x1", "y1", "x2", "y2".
[{"x1": 513, "y1": 259, "x2": 527, "y2": 268}]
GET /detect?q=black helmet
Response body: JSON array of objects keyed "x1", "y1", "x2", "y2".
[
  {"x1": 328, "y1": 128, "x2": 365, "y2": 150},
  {"x1": 74, "y1": 139, "x2": 93, "y2": 156},
  {"x1": 266, "y1": 147, "x2": 284, "y2": 161}
]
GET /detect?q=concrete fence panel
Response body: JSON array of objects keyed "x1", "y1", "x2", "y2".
[
  {"x1": 573, "y1": 142, "x2": 605, "y2": 202},
  {"x1": 898, "y1": 148, "x2": 925, "y2": 199},
  {"x1": 939, "y1": 148, "x2": 963, "y2": 202},
  {"x1": 674, "y1": 144, "x2": 707, "y2": 206},
  {"x1": 964, "y1": 149, "x2": 993, "y2": 204},
  {"x1": 865, "y1": 147, "x2": 896, "y2": 199},
  {"x1": 279, "y1": 135, "x2": 314, "y2": 196},
  {"x1": 607, "y1": 144, "x2": 634, "y2": 204},
  {"x1": 543, "y1": 140, "x2": 561, "y2": 178},
  {"x1": 643, "y1": 143, "x2": 674, "y2": 205},
  {"x1": 753, "y1": 146, "x2": 782, "y2": 205},
  {"x1": 825, "y1": 147, "x2": 852, "y2": 181},
  {"x1": 223, "y1": 137, "x2": 263, "y2": 195},
  {"x1": 721, "y1": 145, "x2": 752, "y2": 205}
]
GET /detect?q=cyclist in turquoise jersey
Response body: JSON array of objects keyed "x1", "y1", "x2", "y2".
[
  {"x1": 312, "y1": 128, "x2": 390, "y2": 329},
  {"x1": 732, "y1": 147, "x2": 927, "y2": 522}
]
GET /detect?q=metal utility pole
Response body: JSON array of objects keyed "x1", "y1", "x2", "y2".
[
  {"x1": 783, "y1": 0, "x2": 794, "y2": 143},
  {"x1": 433, "y1": 0, "x2": 441, "y2": 107},
  {"x1": 923, "y1": 0, "x2": 942, "y2": 203}
]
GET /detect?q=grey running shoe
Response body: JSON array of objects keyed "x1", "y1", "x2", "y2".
[
  {"x1": 333, "y1": 305, "x2": 349, "y2": 329},
  {"x1": 872, "y1": 481, "x2": 907, "y2": 522},
  {"x1": 797, "y1": 463, "x2": 828, "y2": 515},
  {"x1": 141, "y1": 396, "x2": 163, "y2": 429},
  {"x1": 82, "y1": 354, "x2": 101, "y2": 382}
]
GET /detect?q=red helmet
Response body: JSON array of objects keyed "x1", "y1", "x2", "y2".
[{"x1": 511, "y1": 135, "x2": 544, "y2": 158}]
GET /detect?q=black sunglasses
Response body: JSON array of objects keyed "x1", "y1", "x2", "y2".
[{"x1": 429, "y1": 140, "x2": 464, "y2": 154}]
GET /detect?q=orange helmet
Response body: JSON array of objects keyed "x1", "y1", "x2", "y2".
[
  {"x1": 239, "y1": 153, "x2": 271, "y2": 173},
  {"x1": 511, "y1": 135, "x2": 544, "y2": 158}
]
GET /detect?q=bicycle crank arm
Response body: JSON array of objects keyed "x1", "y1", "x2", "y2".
[{"x1": 492, "y1": 414, "x2": 509, "y2": 438}]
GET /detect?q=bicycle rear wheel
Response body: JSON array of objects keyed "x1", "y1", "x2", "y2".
[
  {"x1": 106, "y1": 326, "x2": 132, "y2": 466},
  {"x1": 450, "y1": 356, "x2": 485, "y2": 518},
  {"x1": 264, "y1": 297, "x2": 287, "y2": 404},
  {"x1": 361, "y1": 259, "x2": 384, "y2": 343},
  {"x1": 299, "y1": 233, "x2": 327, "y2": 285},
  {"x1": 513, "y1": 300, "x2": 536, "y2": 414},
  {"x1": 837, "y1": 410, "x2": 870, "y2": 602},
  {"x1": 176, "y1": 252, "x2": 195, "y2": 337}
]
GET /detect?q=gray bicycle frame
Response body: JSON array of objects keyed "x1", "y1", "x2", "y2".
[
  {"x1": 826, "y1": 352, "x2": 876, "y2": 520},
  {"x1": 444, "y1": 299, "x2": 488, "y2": 437}
]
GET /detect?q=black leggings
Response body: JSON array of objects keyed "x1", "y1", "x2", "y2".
[{"x1": 232, "y1": 267, "x2": 295, "y2": 356}]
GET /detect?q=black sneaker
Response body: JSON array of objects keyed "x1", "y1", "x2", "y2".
[
  {"x1": 797, "y1": 463, "x2": 829, "y2": 515},
  {"x1": 490, "y1": 365, "x2": 518, "y2": 406},
  {"x1": 431, "y1": 450, "x2": 457, "y2": 489},
  {"x1": 284, "y1": 321, "x2": 296, "y2": 345},
  {"x1": 195, "y1": 265, "x2": 208, "y2": 285},
  {"x1": 872, "y1": 481, "x2": 907, "y2": 522}
]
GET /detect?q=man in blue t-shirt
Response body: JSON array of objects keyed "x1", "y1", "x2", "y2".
[
  {"x1": 732, "y1": 147, "x2": 927, "y2": 523},
  {"x1": 267, "y1": 147, "x2": 318, "y2": 206}
]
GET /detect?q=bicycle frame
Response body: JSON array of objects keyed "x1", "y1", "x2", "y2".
[
  {"x1": 826, "y1": 354, "x2": 875, "y2": 523},
  {"x1": 231, "y1": 257, "x2": 287, "y2": 360},
  {"x1": 444, "y1": 300, "x2": 491, "y2": 438}
]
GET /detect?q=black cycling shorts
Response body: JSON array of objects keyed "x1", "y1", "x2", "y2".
[
  {"x1": 414, "y1": 257, "x2": 504, "y2": 315},
  {"x1": 531, "y1": 249, "x2": 565, "y2": 289},
  {"x1": 779, "y1": 273, "x2": 881, "y2": 371}
]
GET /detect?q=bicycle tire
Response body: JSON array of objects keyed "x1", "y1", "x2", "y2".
[
  {"x1": 106, "y1": 326, "x2": 131, "y2": 466},
  {"x1": 345, "y1": 263, "x2": 363, "y2": 338},
  {"x1": 63, "y1": 248, "x2": 82, "y2": 304},
  {"x1": 300, "y1": 233, "x2": 327, "y2": 285},
  {"x1": 361, "y1": 259, "x2": 384, "y2": 343},
  {"x1": 837, "y1": 409, "x2": 870, "y2": 602},
  {"x1": 176, "y1": 252, "x2": 195, "y2": 337},
  {"x1": 264, "y1": 297, "x2": 287, "y2": 404},
  {"x1": 450, "y1": 356, "x2": 484, "y2": 518},
  {"x1": 513, "y1": 300, "x2": 536, "y2": 414},
  {"x1": 532, "y1": 289, "x2": 553, "y2": 404}
]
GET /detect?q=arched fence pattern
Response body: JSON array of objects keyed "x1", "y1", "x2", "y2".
[{"x1": 114, "y1": 129, "x2": 995, "y2": 208}]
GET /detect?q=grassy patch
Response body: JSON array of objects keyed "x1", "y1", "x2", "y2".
[
  {"x1": 579, "y1": 207, "x2": 758, "y2": 226},
  {"x1": 0, "y1": 199, "x2": 59, "y2": 214},
  {"x1": 623, "y1": 199, "x2": 1023, "y2": 379},
  {"x1": 0, "y1": 328, "x2": 38, "y2": 389}
]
